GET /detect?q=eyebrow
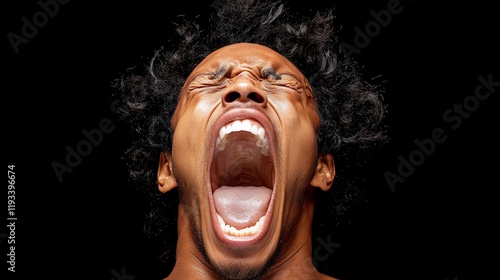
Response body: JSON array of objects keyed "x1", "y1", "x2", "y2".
[
  {"x1": 262, "y1": 68, "x2": 282, "y2": 79},
  {"x1": 262, "y1": 67, "x2": 304, "y2": 85},
  {"x1": 184, "y1": 65, "x2": 228, "y2": 87},
  {"x1": 212, "y1": 65, "x2": 230, "y2": 80}
]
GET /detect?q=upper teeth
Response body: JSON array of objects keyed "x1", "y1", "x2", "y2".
[{"x1": 216, "y1": 119, "x2": 269, "y2": 156}]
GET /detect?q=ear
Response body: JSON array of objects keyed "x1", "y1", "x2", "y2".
[
  {"x1": 158, "y1": 151, "x2": 177, "y2": 193},
  {"x1": 310, "y1": 154, "x2": 335, "y2": 191}
]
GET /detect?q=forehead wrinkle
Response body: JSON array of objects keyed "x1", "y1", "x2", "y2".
[{"x1": 228, "y1": 63, "x2": 267, "y2": 80}]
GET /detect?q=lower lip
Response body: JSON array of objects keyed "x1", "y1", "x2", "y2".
[{"x1": 208, "y1": 185, "x2": 275, "y2": 247}]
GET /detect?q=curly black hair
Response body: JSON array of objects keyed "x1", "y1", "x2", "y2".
[{"x1": 111, "y1": 0, "x2": 388, "y2": 273}]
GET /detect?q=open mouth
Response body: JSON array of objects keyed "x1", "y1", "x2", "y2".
[{"x1": 209, "y1": 109, "x2": 276, "y2": 245}]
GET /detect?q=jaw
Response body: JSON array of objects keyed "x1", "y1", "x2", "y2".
[{"x1": 206, "y1": 108, "x2": 279, "y2": 252}]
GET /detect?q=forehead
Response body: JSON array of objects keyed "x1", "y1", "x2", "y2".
[{"x1": 188, "y1": 43, "x2": 306, "y2": 77}]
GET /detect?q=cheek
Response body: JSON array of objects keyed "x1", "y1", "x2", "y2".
[
  {"x1": 287, "y1": 124, "x2": 317, "y2": 173},
  {"x1": 171, "y1": 129, "x2": 200, "y2": 182},
  {"x1": 173, "y1": 114, "x2": 203, "y2": 154},
  {"x1": 173, "y1": 95, "x2": 219, "y2": 148},
  {"x1": 171, "y1": 117, "x2": 208, "y2": 178},
  {"x1": 270, "y1": 95, "x2": 295, "y2": 114},
  {"x1": 194, "y1": 95, "x2": 220, "y2": 115},
  {"x1": 171, "y1": 95, "x2": 220, "y2": 180},
  {"x1": 277, "y1": 104, "x2": 318, "y2": 178},
  {"x1": 273, "y1": 96, "x2": 317, "y2": 147}
]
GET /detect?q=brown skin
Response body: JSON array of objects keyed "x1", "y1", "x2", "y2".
[{"x1": 157, "y1": 43, "x2": 337, "y2": 280}]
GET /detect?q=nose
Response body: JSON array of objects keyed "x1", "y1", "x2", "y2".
[{"x1": 222, "y1": 76, "x2": 267, "y2": 107}]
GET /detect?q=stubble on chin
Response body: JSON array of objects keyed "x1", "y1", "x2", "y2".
[{"x1": 193, "y1": 229, "x2": 284, "y2": 280}]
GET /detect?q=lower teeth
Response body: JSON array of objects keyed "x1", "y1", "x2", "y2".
[{"x1": 217, "y1": 214, "x2": 265, "y2": 236}]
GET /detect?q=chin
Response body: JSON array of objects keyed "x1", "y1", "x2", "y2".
[{"x1": 208, "y1": 254, "x2": 275, "y2": 280}]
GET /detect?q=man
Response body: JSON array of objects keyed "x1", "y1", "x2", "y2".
[{"x1": 112, "y1": 0, "x2": 387, "y2": 279}]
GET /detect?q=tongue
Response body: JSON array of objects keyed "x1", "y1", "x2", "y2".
[{"x1": 213, "y1": 186, "x2": 272, "y2": 229}]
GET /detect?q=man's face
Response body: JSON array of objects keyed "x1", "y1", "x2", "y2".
[{"x1": 160, "y1": 43, "x2": 332, "y2": 278}]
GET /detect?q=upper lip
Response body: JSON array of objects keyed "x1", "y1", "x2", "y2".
[{"x1": 209, "y1": 107, "x2": 276, "y2": 167}]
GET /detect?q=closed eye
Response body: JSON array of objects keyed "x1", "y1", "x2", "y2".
[
  {"x1": 262, "y1": 68, "x2": 281, "y2": 80},
  {"x1": 262, "y1": 70, "x2": 303, "y2": 93}
]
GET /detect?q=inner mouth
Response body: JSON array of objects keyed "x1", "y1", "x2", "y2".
[{"x1": 210, "y1": 119, "x2": 274, "y2": 237}]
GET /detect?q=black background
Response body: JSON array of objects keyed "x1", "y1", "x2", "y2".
[{"x1": 3, "y1": 0, "x2": 498, "y2": 279}]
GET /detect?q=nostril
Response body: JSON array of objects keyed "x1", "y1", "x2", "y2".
[
  {"x1": 224, "y1": 91, "x2": 266, "y2": 104},
  {"x1": 248, "y1": 92, "x2": 265, "y2": 103},
  {"x1": 224, "y1": 92, "x2": 241, "y2": 103}
]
